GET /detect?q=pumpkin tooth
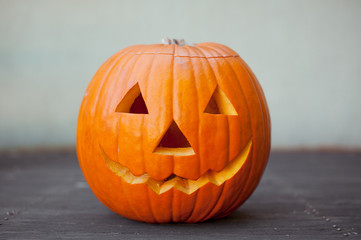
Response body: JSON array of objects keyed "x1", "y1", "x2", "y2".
[
  {"x1": 120, "y1": 169, "x2": 147, "y2": 184},
  {"x1": 121, "y1": 171, "x2": 135, "y2": 184},
  {"x1": 187, "y1": 174, "x2": 209, "y2": 194},
  {"x1": 129, "y1": 173, "x2": 149, "y2": 184},
  {"x1": 206, "y1": 171, "x2": 223, "y2": 186},
  {"x1": 145, "y1": 178, "x2": 162, "y2": 194},
  {"x1": 158, "y1": 178, "x2": 178, "y2": 194},
  {"x1": 174, "y1": 178, "x2": 190, "y2": 194}
]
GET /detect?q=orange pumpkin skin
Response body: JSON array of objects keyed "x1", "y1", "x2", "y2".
[{"x1": 77, "y1": 42, "x2": 271, "y2": 223}]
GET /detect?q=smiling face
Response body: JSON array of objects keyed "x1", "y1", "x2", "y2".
[{"x1": 77, "y1": 42, "x2": 271, "y2": 223}]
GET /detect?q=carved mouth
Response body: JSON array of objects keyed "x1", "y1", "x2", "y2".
[{"x1": 100, "y1": 140, "x2": 252, "y2": 195}]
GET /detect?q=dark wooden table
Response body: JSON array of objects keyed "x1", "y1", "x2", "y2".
[{"x1": 0, "y1": 150, "x2": 360, "y2": 239}]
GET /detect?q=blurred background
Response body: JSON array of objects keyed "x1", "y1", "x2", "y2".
[{"x1": 1, "y1": 0, "x2": 360, "y2": 151}]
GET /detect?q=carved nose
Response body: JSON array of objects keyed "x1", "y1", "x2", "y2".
[{"x1": 153, "y1": 120, "x2": 195, "y2": 156}]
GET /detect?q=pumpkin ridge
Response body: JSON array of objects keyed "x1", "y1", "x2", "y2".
[
  {"x1": 171, "y1": 44, "x2": 176, "y2": 177},
  {"x1": 194, "y1": 45, "x2": 249, "y2": 219},
  {"x1": 115, "y1": 47, "x2": 151, "y2": 220},
  {"x1": 183, "y1": 46, "x2": 213, "y2": 222},
  {"x1": 186, "y1": 45, "x2": 200, "y2": 180},
  {"x1": 142, "y1": 44, "x2": 167, "y2": 223},
  {"x1": 211, "y1": 51, "x2": 267, "y2": 216},
  {"x1": 192, "y1": 45, "x2": 226, "y2": 176},
  {"x1": 169, "y1": 44, "x2": 176, "y2": 222},
  {"x1": 115, "y1": 46, "x2": 150, "y2": 175},
  {"x1": 208, "y1": 46, "x2": 256, "y2": 214},
  {"x1": 201, "y1": 45, "x2": 253, "y2": 154},
  {"x1": 235, "y1": 60, "x2": 270, "y2": 200},
  {"x1": 139, "y1": 44, "x2": 164, "y2": 176}
]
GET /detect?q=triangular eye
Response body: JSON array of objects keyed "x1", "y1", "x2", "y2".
[
  {"x1": 204, "y1": 86, "x2": 237, "y2": 115},
  {"x1": 115, "y1": 83, "x2": 149, "y2": 114}
]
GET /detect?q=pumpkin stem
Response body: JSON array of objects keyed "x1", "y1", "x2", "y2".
[{"x1": 161, "y1": 38, "x2": 189, "y2": 46}]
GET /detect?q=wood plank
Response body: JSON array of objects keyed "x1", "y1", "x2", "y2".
[{"x1": 0, "y1": 151, "x2": 360, "y2": 239}]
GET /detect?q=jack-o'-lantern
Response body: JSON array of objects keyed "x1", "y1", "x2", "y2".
[{"x1": 77, "y1": 38, "x2": 271, "y2": 223}]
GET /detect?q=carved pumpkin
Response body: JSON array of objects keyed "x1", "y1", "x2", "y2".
[{"x1": 77, "y1": 39, "x2": 271, "y2": 223}]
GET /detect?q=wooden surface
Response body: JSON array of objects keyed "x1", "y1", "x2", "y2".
[{"x1": 0, "y1": 150, "x2": 360, "y2": 239}]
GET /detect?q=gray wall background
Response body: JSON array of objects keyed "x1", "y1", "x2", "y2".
[{"x1": 1, "y1": 0, "x2": 361, "y2": 150}]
